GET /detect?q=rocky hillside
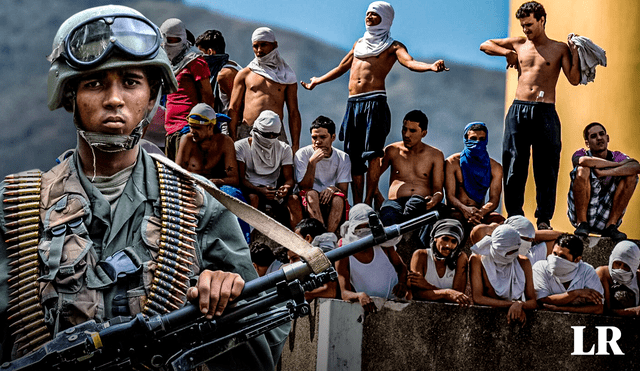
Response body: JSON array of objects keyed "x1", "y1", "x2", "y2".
[{"x1": 0, "y1": 0, "x2": 505, "y2": 185}]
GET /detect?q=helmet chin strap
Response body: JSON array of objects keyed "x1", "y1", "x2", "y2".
[{"x1": 73, "y1": 87, "x2": 162, "y2": 153}]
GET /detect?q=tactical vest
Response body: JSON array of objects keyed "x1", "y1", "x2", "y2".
[{"x1": 3, "y1": 157, "x2": 201, "y2": 358}]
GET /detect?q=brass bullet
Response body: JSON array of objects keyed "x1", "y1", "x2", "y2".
[
  {"x1": 161, "y1": 228, "x2": 195, "y2": 244},
  {"x1": 4, "y1": 188, "x2": 40, "y2": 197},
  {"x1": 159, "y1": 184, "x2": 196, "y2": 196},
  {"x1": 157, "y1": 256, "x2": 191, "y2": 274},
  {"x1": 5, "y1": 182, "x2": 41, "y2": 190},
  {"x1": 160, "y1": 202, "x2": 196, "y2": 214},
  {"x1": 8, "y1": 288, "x2": 38, "y2": 305},
  {"x1": 16, "y1": 333, "x2": 50, "y2": 353},
  {"x1": 5, "y1": 175, "x2": 41, "y2": 183},
  {"x1": 5, "y1": 231, "x2": 39, "y2": 244},
  {"x1": 144, "y1": 299, "x2": 170, "y2": 314},
  {"x1": 159, "y1": 249, "x2": 192, "y2": 266},
  {"x1": 150, "y1": 284, "x2": 184, "y2": 305},
  {"x1": 155, "y1": 271, "x2": 189, "y2": 291},
  {"x1": 12, "y1": 318, "x2": 45, "y2": 336},
  {"x1": 8, "y1": 247, "x2": 38, "y2": 259},
  {"x1": 152, "y1": 277, "x2": 186, "y2": 296},
  {"x1": 160, "y1": 196, "x2": 196, "y2": 209},
  {"x1": 159, "y1": 235, "x2": 195, "y2": 250},
  {"x1": 161, "y1": 214, "x2": 197, "y2": 229},
  {"x1": 158, "y1": 241, "x2": 195, "y2": 258},
  {"x1": 5, "y1": 216, "x2": 39, "y2": 228},
  {"x1": 5, "y1": 223, "x2": 39, "y2": 236},
  {"x1": 9, "y1": 253, "x2": 38, "y2": 266},
  {"x1": 7, "y1": 239, "x2": 39, "y2": 251},
  {"x1": 9, "y1": 274, "x2": 38, "y2": 291},
  {"x1": 148, "y1": 292, "x2": 180, "y2": 311},
  {"x1": 4, "y1": 195, "x2": 40, "y2": 203},
  {"x1": 7, "y1": 267, "x2": 38, "y2": 283},
  {"x1": 9, "y1": 260, "x2": 39, "y2": 275},
  {"x1": 156, "y1": 263, "x2": 189, "y2": 282},
  {"x1": 5, "y1": 209, "x2": 40, "y2": 219},
  {"x1": 161, "y1": 221, "x2": 196, "y2": 236},
  {"x1": 143, "y1": 305, "x2": 161, "y2": 317},
  {"x1": 9, "y1": 311, "x2": 42, "y2": 328},
  {"x1": 20, "y1": 325, "x2": 48, "y2": 341},
  {"x1": 163, "y1": 208, "x2": 197, "y2": 221},
  {"x1": 159, "y1": 189, "x2": 196, "y2": 203},
  {"x1": 4, "y1": 202, "x2": 39, "y2": 212},
  {"x1": 12, "y1": 280, "x2": 38, "y2": 296},
  {"x1": 8, "y1": 295, "x2": 39, "y2": 311},
  {"x1": 7, "y1": 303, "x2": 42, "y2": 321}
]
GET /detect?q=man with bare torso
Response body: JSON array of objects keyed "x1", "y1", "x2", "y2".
[
  {"x1": 480, "y1": 1, "x2": 580, "y2": 230},
  {"x1": 301, "y1": 1, "x2": 447, "y2": 205},
  {"x1": 175, "y1": 103, "x2": 251, "y2": 243},
  {"x1": 445, "y1": 122, "x2": 504, "y2": 229},
  {"x1": 229, "y1": 27, "x2": 301, "y2": 154},
  {"x1": 378, "y1": 110, "x2": 444, "y2": 226}
]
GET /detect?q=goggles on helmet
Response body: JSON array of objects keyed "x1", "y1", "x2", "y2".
[{"x1": 47, "y1": 14, "x2": 161, "y2": 69}]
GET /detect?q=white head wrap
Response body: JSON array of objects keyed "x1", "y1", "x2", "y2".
[
  {"x1": 608, "y1": 241, "x2": 640, "y2": 306},
  {"x1": 353, "y1": 1, "x2": 395, "y2": 58},
  {"x1": 250, "y1": 110, "x2": 284, "y2": 175},
  {"x1": 505, "y1": 215, "x2": 536, "y2": 255},
  {"x1": 471, "y1": 225, "x2": 526, "y2": 301},
  {"x1": 247, "y1": 27, "x2": 297, "y2": 85},
  {"x1": 340, "y1": 203, "x2": 400, "y2": 247},
  {"x1": 160, "y1": 18, "x2": 188, "y2": 61}
]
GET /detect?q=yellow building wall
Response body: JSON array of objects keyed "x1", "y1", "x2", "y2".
[{"x1": 505, "y1": 0, "x2": 640, "y2": 238}]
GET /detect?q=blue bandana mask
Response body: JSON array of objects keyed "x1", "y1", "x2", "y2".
[{"x1": 459, "y1": 122, "x2": 491, "y2": 205}]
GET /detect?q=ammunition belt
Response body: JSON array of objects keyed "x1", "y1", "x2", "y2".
[
  {"x1": 3, "y1": 171, "x2": 51, "y2": 356},
  {"x1": 142, "y1": 162, "x2": 198, "y2": 316}
]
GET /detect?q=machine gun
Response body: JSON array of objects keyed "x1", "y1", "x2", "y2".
[{"x1": 1, "y1": 211, "x2": 439, "y2": 371}]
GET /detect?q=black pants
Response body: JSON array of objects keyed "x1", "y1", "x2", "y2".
[{"x1": 502, "y1": 100, "x2": 561, "y2": 223}]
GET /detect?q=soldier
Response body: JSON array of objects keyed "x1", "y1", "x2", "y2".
[{"x1": 0, "y1": 5, "x2": 280, "y2": 369}]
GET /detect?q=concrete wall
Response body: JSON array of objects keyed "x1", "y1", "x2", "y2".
[
  {"x1": 279, "y1": 235, "x2": 640, "y2": 371},
  {"x1": 281, "y1": 298, "x2": 640, "y2": 371}
]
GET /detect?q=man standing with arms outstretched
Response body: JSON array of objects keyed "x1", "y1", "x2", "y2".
[
  {"x1": 480, "y1": 1, "x2": 581, "y2": 230},
  {"x1": 301, "y1": 1, "x2": 448, "y2": 206}
]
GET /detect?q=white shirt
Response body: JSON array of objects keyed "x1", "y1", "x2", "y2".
[
  {"x1": 294, "y1": 145, "x2": 351, "y2": 192},
  {"x1": 235, "y1": 138, "x2": 293, "y2": 188}
]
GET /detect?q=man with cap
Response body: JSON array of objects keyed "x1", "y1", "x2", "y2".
[
  {"x1": 235, "y1": 110, "x2": 295, "y2": 224},
  {"x1": 0, "y1": 5, "x2": 281, "y2": 368},
  {"x1": 445, "y1": 122, "x2": 504, "y2": 229},
  {"x1": 335, "y1": 203, "x2": 408, "y2": 313},
  {"x1": 301, "y1": 1, "x2": 448, "y2": 206},
  {"x1": 408, "y1": 219, "x2": 471, "y2": 305},
  {"x1": 229, "y1": 27, "x2": 301, "y2": 154},
  {"x1": 470, "y1": 224, "x2": 538, "y2": 325},
  {"x1": 532, "y1": 233, "x2": 604, "y2": 314},
  {"x1": 596, "y1": 241, "x2": 640, "y2": 316},
  {"x1": 160, "y1": 18, "x2": 215, "y2": 161},
  {"x1": 176, "y1": 103, "x2": 252, "y2": 243}
]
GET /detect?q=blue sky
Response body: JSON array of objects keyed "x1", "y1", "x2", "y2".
[{"x1": 184, "y1": 0, "x2": 510, "y2": 70}]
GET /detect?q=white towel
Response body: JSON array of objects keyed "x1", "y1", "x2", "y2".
[
  {"x1": 354, "y1": 1, "x2": 395, "y2": 58},
  {"x1": 569, "y1": 33, "x2": 607, "y2": 85},
  {"x1": 248, "y1": 27, "x2": 297, "y2": 85}
]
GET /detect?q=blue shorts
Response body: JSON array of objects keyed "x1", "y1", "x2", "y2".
[{"x1": 339, "y1": 91, "x2": 391, "y2": 175}]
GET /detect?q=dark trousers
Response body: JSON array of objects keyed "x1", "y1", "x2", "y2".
[{"x1": 502, "y1": 100, "x2": 561, "y2": 222}]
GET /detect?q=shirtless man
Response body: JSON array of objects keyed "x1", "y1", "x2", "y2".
[
  {"x1": 378, "y1": 110, "x2": 444, "y2": 226},
  {"x1": 229, "y1": 27, "x2": 301, "y2": 154},
  {"x1": 301, "y1": 1, "x2": 447, "y2": 205},
  {"x1": 445, "y1": 122, "x2": 503, "y2": 228},
  {"x1": 175, "y1": 103, "x2": 239, "y2": 187},
  {"x1": 480, "y1": 1, "x2": 580, "y2": 230}
]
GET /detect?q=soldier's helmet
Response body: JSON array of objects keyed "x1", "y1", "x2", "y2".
[{"x1": 46, "y1": 5, "x2": 178, "y2": 111}]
